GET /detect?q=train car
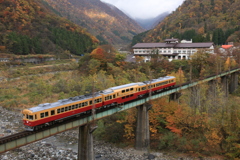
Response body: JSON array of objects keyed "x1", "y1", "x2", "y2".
[
  {"x1": 22, "y1": 76, "x2": 176, "y2": 131},
  {"x1": 22, "y1": 93, "x2": 103, "y2": 131},
  {"x1": 100, "y1": 82, "x2": 146, "y2": 107},
  {"x1": 146, "y1": 76, "x2": 176, "y2": 93}
]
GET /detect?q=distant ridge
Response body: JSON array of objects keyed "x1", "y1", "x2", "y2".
[
  {"x1": 43, "y1": 0, "x2": 144, "y2": 45},
  {"x1": 134, "y1": 12, "x2": 169, "y2": 30},
  {"x1": 139, "y1": 0, "x2": 240, "y2": 44}
]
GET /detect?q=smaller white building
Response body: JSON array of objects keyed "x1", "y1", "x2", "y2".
[{"x1": 132, "y1": 38, "x2": 214, "y2": 62}]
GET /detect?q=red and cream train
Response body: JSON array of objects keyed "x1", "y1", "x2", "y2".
[{"x1": 22, "y1": 76, "x2": 176, "y2": 131}]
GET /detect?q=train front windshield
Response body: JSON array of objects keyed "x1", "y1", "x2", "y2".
[{"x1": 22, "y1": 109, "x2": 34, "y2": 120}]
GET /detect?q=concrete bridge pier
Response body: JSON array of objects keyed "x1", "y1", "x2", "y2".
[
  {"x1": 135, "y1": 104, "x2": 150, "y2": 151},
  {"x1": 229, "y1": 72, "x2": 238, "y2": 93},
  {"x1": 169, "y1": 92, "x2": 181, "y2": 102},
  {"x1": 78, "y1": 124, "x2": 96, "y2": 160},
  {"x1": 221, "y1": 76, "x2": 228, "y2": 97},
  {"x1": 208, "y1": 80, "x2": 217, "y2": 97}
]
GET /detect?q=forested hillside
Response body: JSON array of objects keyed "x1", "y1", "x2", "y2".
[
  {"x1": 135, "y1": 0, "x2": 240, "y2": 45},
  {"x1": 42, "y1": 0, "x2": 144, "y2": 45},
  {"x1": 0, "y1": 0, "x2": 98, "y2": 55}
]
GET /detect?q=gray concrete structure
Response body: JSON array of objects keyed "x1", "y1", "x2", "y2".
[
  {"x1": 135, "y1": 104, "x2": 150, "y2": 151},
  {"x1": 169, "y1": 92, "x2": 181, "y2": 101},
  {"x1": 229, "y1": 72, "x2": 238, "y2": 93},
  {"x1": 221, "y1": 76, "x2": 228, "y2": 97},
  {"x1": 78, "y1": 124, "x2": 95, "y2": 160}
]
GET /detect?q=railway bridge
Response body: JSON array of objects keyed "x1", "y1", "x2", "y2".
[{"x1": 0, "y1": 68, "x2": 239, "y2": 159}]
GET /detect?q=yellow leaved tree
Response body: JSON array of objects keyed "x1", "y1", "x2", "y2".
[{"x1": 168, "y1": 67, "x2": 186, "y2": 85}]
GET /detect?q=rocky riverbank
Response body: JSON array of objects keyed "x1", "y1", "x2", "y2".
[{"x1": 0, "y1": 107, "x2": 221, "y2": 160}]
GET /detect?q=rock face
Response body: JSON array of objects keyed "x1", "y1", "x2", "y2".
[{"x1": 0, "y1": 106, "x2": 220, "y2": 160}]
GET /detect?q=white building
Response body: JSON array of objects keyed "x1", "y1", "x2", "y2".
[{"x1": 132, "y1": 38, "x2": 214, "y2": 62}]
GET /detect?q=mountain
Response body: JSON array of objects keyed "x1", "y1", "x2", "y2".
[
  {"x1": 0, "y1": 0, "x2": 98, "y2": 56},
  {"x1": 134, "y1": 12, "x2": 169, "y2": 30},
  {"x1": 43, "y1": 0, "x2": 145, "y2": 45},
  {"x1": 140, "y1": 0, "x2": 240, "y2": 45}
]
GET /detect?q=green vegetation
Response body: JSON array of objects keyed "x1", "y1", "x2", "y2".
[
  {"x1": 141, "y1": 0, "x2": 240, "y2": 45},
  {"x1": 49, "y1": 27, "x2": 95, "y2": 55},
  {"x1": 0, "y1": 0, "x2": 98, "y2": 56}
]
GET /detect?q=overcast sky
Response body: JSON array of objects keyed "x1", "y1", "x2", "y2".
[{"x1": 101, "y1": 0, "x2": 185, "y2": 19}]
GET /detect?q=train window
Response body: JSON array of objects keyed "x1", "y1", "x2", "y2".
[
  {"x1": 113, "y1": 94, "x2": 115, "y2": 98},
  {"x1": 29, "y1": 115, "x2": 33, "y2": 120},
  {"x1": 138, "y1": 88, "x2": 140, "y2": 91},
  {"x1": 57, "y1": 109, "x2": 61, "y2": 113},
  {"x1": 142, "y1": 87, "x2": 146, "y2": 90},
  {"x1": 105, "y1": 96, "x2": 108, "y2": 100},
  {"x1": 117, "y1": 93, "x2": 119, "y2": 96},
  {"x1": 99, "y1": 98, "x2": 102, "y2": 102},
  {"x1": 65, "y1": 107, "x2": 68, "y2": 111},
  {"x1": 126, "y1": 89, "x2": 129, "y2": 92},
  {"x1": 71, "y1": 105, "x2": 75, "y2": 110},
  {"x1": 85, "y1": 102, "x2": 88, "y2": 106},
  {"x1": 40, "y1": 113, "x2": 44, "y2": 118},
  {"x1": 45, "y1": 112, "x2": 49, "y2": 117},
  {"x1": 81, "y1": 102, "x2": 84, "y2": 107},
  {"x1": 130, "y1": 88, "x2": 133, "y2": 91},
  {"x1": 89, "y1": 100, "x2": 92, "y2": 105},
  {"x1": 51, "y1": 110, "x2": 55, "y2": 115},
  {"x1": 35, "y1": 115, "x2": 37, "y2": 120},
  {"x1": 69, "y1": 106, "x2": 71, "y2": 110},
  {"x1": 26, "y1": 114, "x2": 29, "y2": 119},
  {"x1": 122, "y1": 90, "x2": 125, "y2": 93},
  {"x1": 109, "y1": 95, "x2": 112, "y2": 99},
  {"x1": 126, "y1": 95, "x2": 129, "y2": 98},
  {"x1": 61, "y1": 108, "x2": 64, "y2": 112}
]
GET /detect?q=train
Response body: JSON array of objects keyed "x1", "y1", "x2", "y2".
[{"x1": 22, "y1": 76, "x2": 176, "y2": 131}]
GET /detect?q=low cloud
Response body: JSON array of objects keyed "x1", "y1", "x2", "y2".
[{"x1": 101, "y1": 0, "x2": 184, "y2": 19}]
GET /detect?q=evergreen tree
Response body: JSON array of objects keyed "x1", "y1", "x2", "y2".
[{"x1": 212, "y1": 29, "x2": 218, "y2": 45}]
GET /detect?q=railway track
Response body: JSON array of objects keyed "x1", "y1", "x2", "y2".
[{"x1": 0, "y1": 131, "x2": 30, "y2": 144}]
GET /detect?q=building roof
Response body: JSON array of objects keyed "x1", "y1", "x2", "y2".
[
  {"x1": 165, "y1": 38, "x2": 179, "y2": 42},
  {"x1": 222, "y1": 45, "x2": 233, "y2": 49},
  {"x1": 132, "y1": 42, "x2": 214, "y2": 49}
]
